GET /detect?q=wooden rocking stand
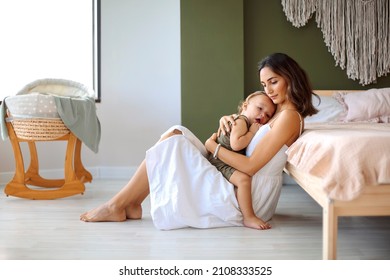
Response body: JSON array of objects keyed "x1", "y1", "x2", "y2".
[{"x1": 5, "y1": 120, "x2": 92, "y2": 200}]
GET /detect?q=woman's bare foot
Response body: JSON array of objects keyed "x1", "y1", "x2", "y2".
[
  {"x1": 125, "y1": 204, "x2": 142, "y2": 219},
  {"x1": 80, "y1": 203, "x2": 126, "y2": 222},
  {"x1": 243, "y1": 216, "x2": 272, "y2": 230}
]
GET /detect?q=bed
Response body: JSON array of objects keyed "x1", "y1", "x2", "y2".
[{"x1": 283, "y1": 89, "x2": 390, "y2": 260}]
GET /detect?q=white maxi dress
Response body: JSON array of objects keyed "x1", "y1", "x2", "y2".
[{"x1": 145, "y1": 125, "x2": 287, "y2": 230}]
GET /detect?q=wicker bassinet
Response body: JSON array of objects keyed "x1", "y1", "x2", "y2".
[
  {"x1": 5, "y1": 78, "x2": 94, "y2": 141},
  {"x1": 3, "y1": 78, "x2": 94, "y2": 199},
  {"x1": 8, "y1": 118, "x2": 69, "y2": 141}
]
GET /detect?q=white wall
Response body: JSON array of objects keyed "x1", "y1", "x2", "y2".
[{"x1": 0, "y1": 0, "x2": 181, "y2": 183}]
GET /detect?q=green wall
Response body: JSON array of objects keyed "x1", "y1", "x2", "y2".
[
  {"x1": 181, "y1": 0, "x2": 390, "y2": 141},
  {"x1": 181, "y1": 0, "x2": 244, "y2": 142}
]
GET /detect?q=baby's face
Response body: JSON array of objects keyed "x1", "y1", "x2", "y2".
[{"x1": 244, "y1": 95, "x2": 276, "y2": 124}]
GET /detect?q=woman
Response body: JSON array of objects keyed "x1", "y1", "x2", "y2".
[{"x1": 80, "y1": 53, "x2": 318, "y2": 230}]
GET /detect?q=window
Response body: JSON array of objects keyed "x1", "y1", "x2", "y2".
[{"x1": 0, "y1": 0, "x2": 100, "y2": 101}]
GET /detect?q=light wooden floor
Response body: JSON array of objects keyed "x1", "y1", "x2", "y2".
[{"x1": 0, "y1": 179, "x2": 389, "y2": 260}]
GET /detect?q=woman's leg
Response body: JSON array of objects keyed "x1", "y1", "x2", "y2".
[
  {"x1": 80, "y1": 160, "x2": 150, "y2": 222},
  {"x1": 80, "y1": 129, "x2": 184, "y2": 222}
]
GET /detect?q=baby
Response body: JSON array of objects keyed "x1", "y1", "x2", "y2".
[{"x1": 208, "y1": 91, "x2": 276, "y2": 230}]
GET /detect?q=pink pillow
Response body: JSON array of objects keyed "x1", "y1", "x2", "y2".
[{"x1": 333, "y1": 88, "x2": 390, "y2": 122}]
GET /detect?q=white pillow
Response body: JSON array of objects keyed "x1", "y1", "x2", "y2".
[
  {"x1": 305, "y1": 95, "x2": 345, "y2": 123},
  {"x1": 333, "y1": 88, "x2": 390, "y2": 122}
]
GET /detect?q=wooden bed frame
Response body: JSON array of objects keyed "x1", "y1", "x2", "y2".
[{"x1": 283, "y1": 90, "x2": 390, "y2": 260}]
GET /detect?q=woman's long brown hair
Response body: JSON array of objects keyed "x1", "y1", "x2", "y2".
[{"x1": 257, "y1": 53, "x2": 319, "y2": 118}]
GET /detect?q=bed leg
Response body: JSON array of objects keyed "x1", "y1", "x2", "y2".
[{"x1": 323, "y1": 201, "x2": 337, "y2": 260}]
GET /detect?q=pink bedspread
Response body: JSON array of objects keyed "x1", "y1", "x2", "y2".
[{"x1": 286, "y1": 123, "x2": 390, "y2": 201}]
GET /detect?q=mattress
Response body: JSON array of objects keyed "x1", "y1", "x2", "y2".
[{"x1": 286, "y1": 122, "x2": 390, "y2": 201}]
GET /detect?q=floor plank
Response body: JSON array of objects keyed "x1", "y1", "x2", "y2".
[{"x1": 0, "y1": 180, "x2": 389, "y2": 260}]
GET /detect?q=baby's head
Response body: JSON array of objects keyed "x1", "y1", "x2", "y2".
[{"x1": 238, "y1": 91, "x2": 276, "y2": 124}]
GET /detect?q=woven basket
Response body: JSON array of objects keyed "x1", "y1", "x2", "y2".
[{"x1": 9, "y1": 118, "x2": 70, "y2": 141}]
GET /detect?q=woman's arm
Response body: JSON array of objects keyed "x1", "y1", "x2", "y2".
[{"x1": 206, "y1": 110, "x2": 301, "y2": 176}]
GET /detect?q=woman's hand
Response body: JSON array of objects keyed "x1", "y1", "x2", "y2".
[
  {"x1": 205, "y1": 132, "x2": 218, "y2": 153},
  {"x1": 218, "y1": 114, "x2": 237, "y2": 136}
]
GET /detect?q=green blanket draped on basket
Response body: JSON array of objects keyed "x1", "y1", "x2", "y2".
[{"x1": 0, "y1": 78, "x2": 101, "y2": 153}]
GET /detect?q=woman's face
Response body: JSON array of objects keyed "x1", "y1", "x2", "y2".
[{"x1": 259, "y1": 67, "x2": 289, "y2": 105}]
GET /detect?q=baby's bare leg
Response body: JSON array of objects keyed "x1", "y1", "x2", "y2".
[{"x1": 229, "y1": 171, "x2": 271, "y2": 230}]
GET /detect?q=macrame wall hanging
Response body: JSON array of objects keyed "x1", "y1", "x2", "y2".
[{"x1": 281, "y1": 0, "x2": 390, "y2": 86}]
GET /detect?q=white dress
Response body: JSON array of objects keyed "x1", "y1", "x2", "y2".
[{"x1": 145, "y1": 125, "x2": 288, "y2": 230}]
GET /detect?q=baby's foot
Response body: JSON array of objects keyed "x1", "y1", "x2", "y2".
[{"x1": 243, "y1": 216, "x2": 272, "y2": 230}]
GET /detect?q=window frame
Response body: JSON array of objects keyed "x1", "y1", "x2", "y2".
[{"x1": 93, "y1": 0, "x2": 101, "y2": 102}]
